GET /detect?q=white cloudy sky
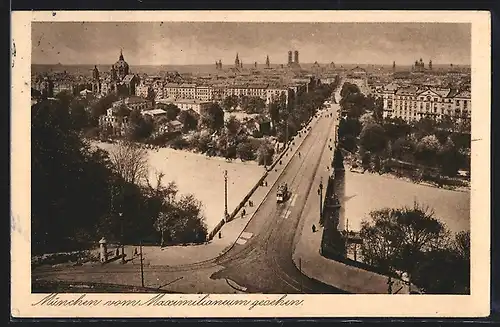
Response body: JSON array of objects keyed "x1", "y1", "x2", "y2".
[{"x1": 32, "y1": 22, "x2": 471, "y2": 65}]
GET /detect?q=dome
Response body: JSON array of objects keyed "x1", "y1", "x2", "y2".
[
  {"x1": 113, "y1": 49, "x2": 130, "y2": 79},
  {"x1": 114, "y1": 52, "x2": 129, "y2": 71}
]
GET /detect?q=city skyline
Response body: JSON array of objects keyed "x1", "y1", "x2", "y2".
[{"x1": 32, "y1": 22, "x2": 471, "y2": 66}]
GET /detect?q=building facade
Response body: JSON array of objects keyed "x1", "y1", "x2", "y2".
[{"x1": 381, "y1": 85, "x2": 471, "y2": 122}]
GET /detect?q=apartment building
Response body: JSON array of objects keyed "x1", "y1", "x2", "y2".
[{"x1": 382, "y1": 85, "x2": 471, "y2": 122}]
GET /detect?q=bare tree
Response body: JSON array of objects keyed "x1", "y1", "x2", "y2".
[{"x1": 110, "y1": 141, "x2": 149, "y2": 185}]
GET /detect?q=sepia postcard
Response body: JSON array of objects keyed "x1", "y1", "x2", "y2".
[{"x1": 11, "y1": 10, "x2": 491, "y2": 318}]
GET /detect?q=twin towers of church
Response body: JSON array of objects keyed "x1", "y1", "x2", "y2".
[{"x1": 215, "y1": 50, "x2": 299, "y2": 70}]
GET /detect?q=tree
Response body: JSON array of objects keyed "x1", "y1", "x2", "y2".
[
  {"x1": 32, "y1": 99, "x2": 122, "y2": 253},
  {"x1": 411, "y1": 230, "x2": 470, "y2": 294},
  {"x1": 437, "y1": 138, "x2": 462, "y2": 177},
  {"x1": 201, "y1": 103, "x2": 224, "y2": 130},
  {"x1": 257, "y1": 140, "x2": 274, "y2": 166},
  {"x1": 164, "y1": 104, "x2": 181, "y2": 121},
  {"x1": 69, "y1": 101, "x2": 89, "y2": 130},
  {"x1": 164, "y1": 194, "x2": 208, "y2": 244},
  {"x1": 236, "y1": 140, "x2": 257, "y2": 161},
  {"x1": 360, "y1": 202, "x2": 449, "y2": 282},
  {"x1": 178, "y1": 110, "x2": 199, "y2": 131},
  {"x1": 225, "y1": 115, "x2": 241, "y2": 136},
  {"x1": 414, "y1": 134, "x2": 442, "y2": 167},
  {"x1": 151, "y1": 178, "x2": 179, "y2": 247},
  {"x1": 373, "y1": 97, "x2": 384, "y2": 121},
  {"x1": 268, "y1": 100, "x2": 280, "y2": 130},
  {"x1": 412, "y1": 117, "x2": 437, "y2": 139},
  {"x1": 241, "y1": 96, "x2": 266, "y2": 114},
  {"x1": 392, "y1": 136, "x2": 416, "y2": 161},
  {"x1": 382, "y1": 117, "x2": 411, "y2": 140},
  {"x1": 359, "y1": 122, "x2": 388, "y2": 154},
  {"x1": 222, "y1": 95, "x2": 239, "y2": 112},
  {"x1": 127, "y1": 109, "x2": 153, "y2": 141},
  {"x1": 338, "y1": 118, "x2": 362, "y2": 139},
  {"x1": 109, "y1": 141, "x2": 149, "y2": 185},
  {"x1": 359, "y1": 112, "x2": 376, "y2": 127}
]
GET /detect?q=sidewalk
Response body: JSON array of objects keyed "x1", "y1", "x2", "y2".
[
  {"x1": 291, "y1": 105, "x2": 411, "y2": 294},
  {"x1": 103, "y1": 113, "x2": 324, "y2": 268}
]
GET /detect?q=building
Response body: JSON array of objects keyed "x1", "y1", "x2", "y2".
[
  {"x1": 195, "y1": 85, "x2": 213, "y2": 101},
  {"x1": 158, "y1": 98, "x2": 212, "y2": 115},
  {"x1": 348, "y1": 66, "x2": 367, "y2": 79},
  {"x1": 100, "y1": 50, "x2": 139, "y2": 97},
  {"x1": 382, "y1": 84, "x2": 471, "y2": 122},
  {"x1": 141, "y1": 108, "x2": 167, "y2": 119},
  {"x1": 99, "y1": 105, "x2": 130, "y2": 137},
  {"x1": 135, "y1": 83, "x2": 152, "y2": 98},
  {"x1": 91, "y1": 65, "x2": 101, "y2": 94},
  {"x1": 112, "y1": 96, "x2": 153, "y2": 112}
]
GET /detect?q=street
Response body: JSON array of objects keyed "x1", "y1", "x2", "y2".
[{"x1": 33, "y1": 104, "x2": 345, "y2": 294}]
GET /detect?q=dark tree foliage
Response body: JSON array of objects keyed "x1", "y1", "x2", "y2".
[
  {"x1": 201, "y1": 102, "x2": 224, "y2": 130},
  {"x1": 359, "y1": 203, "x2": 469, "y2": 294},
  {"x1": 164, "y1": 104, "x2": 181, "y2": 121},
  {"x1": 127, "y1": 109, "x2": 154, "y2": 141},
  {"x1": 32, "y1": 99, "x2": 118, "y2": 253},
  {"x1": 222, "y1": 95, "x2": 239, "y2": 112},
  {"x1": 359, "y1": 122, "x2": 388, "y2": 154},
  {"x1": 178, "y1": 110, "x2": 199, "y2": 131}
]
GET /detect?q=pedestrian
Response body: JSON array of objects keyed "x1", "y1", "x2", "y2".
[
  {"x1": 115, "y1": 248, "x2": 120, "y2": 257},
  {"x1": 242, "y1": 208, "x2": 246, "y2": 216},
  {"x1": 134, "y1": 248, "x2": 138, "y2": 256},
  {"x1": 219, "y1": 231, "x2": 222, "y2": 239},
  {"x1": 279, "y1": 160, "x2": 282, "y2": 165},
  {"x1": 312, "y1": 224, "x2": 316, "y2": 233}
]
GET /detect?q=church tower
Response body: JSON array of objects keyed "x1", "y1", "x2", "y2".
[
  {"x1": 266, "y1": 55, "x2": 270, "y2": 68},
  {"x1": 235, "y1": 53, "x2": 240, "y2": 68},
  {"x1": 429, "y1": 59, "x2": 433, "y2": 70},
  {"x1": 92, "y1": 65, "x2": 101, "y2": 94},
  {"x1": 392, "y1": 61, "x2": 396, "y2": 72}
]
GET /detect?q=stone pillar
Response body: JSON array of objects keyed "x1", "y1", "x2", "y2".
[{"x1": 99, "y1": 237, "x2": 108, "y2": 263}]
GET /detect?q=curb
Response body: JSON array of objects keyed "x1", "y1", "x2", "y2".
[{"x1": 213, "y1": 114, "x2": 324, "y2": 259}]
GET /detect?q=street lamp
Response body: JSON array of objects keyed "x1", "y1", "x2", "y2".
[
  {"x1": 318, "y1": 178, "x2": 324, "y2": 221},
  {"x1": 224, "y1": 170, "x2": 228, "y2": 222},
  {"x1": 119, "y1": 212, "x2": 125, "y2": 264}
]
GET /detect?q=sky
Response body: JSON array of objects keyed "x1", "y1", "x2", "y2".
[{"x1": 31, "y1": 22, "x2": 471, "y2": 66}]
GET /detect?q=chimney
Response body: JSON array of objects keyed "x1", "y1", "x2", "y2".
[
  {"x1": 288, "y1": 51, "x2": 293, "y2": 65},
  {"x1": 294, "y1": 50, "x2": 299, "y2": 64}
]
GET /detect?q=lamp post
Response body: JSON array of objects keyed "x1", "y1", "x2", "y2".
[
  {"x1": 119, "y1": 212, "x2": 125, "y2": 264},
  {"x1": 139, "y1": 239, "x2": 144, "y2": 287},
  {"x1": 224, "y1": 170, "x2": 228, "y2": 222},
  {"x1": 318, "y1": 178, "x2": 324, "y2": 222}
]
